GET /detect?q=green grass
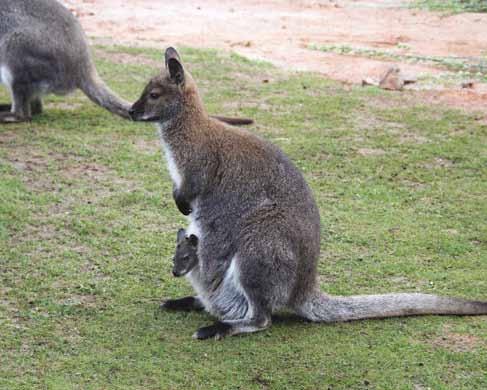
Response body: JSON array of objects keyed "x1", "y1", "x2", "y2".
[
  {"x1": 411, "y1": 0, "x2": 487, "y2": 13},
  {"x1": 1, "y1": 45, "x2": 487, "y2": 389}
]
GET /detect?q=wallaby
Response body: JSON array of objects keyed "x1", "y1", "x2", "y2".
[
  {"x1": 172, "y1": 228, "x2": 199, "y2": 277},
  {"x1": 0, "y1": 0, "x2": 252, "y2": 126},
  {"x1": 130, "y1": 47, "x2": 487, "y2": 340}
]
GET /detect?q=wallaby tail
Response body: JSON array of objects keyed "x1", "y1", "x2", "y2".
[
  {"x1": 211, "y1": 115, "x2": 254, "y2": 126},
  {"x1": 79, "y1": 67, "x2": 131, "y2": 119},
  {"x1": 298, "y1": 291, "x2": 487, "y2": 322}
]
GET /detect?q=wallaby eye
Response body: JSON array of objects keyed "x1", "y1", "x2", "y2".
[{"x1": 149, "y1": 92, "x2": 160, "y2": 99}]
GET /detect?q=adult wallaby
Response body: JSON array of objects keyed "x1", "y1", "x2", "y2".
[
  {"x1": 0, "y1": 0, "x2": 252, "y2": 126},
  {"x1": 130, "y1": 47, "x2": 487, "y2": 340},
  {"x1": 172, "y1": 228, "x2": 199, "y2": 278}
]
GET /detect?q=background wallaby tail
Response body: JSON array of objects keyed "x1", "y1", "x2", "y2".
[
  {"x1": 298, "y1": 291, "x2": 487, "y2": 322},
  {"x1": 211, "y1": 115, "x2": 254, "y2": 126},
  {"x1": 79, "y1": 67, "x2": 131, "y2": 119}
]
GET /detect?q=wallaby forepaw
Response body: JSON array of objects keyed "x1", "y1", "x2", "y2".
[{"x1": 193, "y1": 322, "x2": 232, "y2": 340}]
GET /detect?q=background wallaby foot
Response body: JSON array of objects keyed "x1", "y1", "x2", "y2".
[
  {"x1": 160, "y1": 296, "x2": 204, "y2": 311},
  {"x1": 0, "y1": 111, "x2": 29, "y2": 123}
]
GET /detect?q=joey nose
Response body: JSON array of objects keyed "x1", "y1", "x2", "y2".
[{"x1": 128, "y1": 108, "x2": 136, "y2": 120}]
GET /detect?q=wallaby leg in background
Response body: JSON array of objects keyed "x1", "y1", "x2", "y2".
[
  {"x1": 0, "y1": 82, "x2": 33, "y2": 123},
  {"x1": 31, "y1": 98, "x2": 43, "y2": 115},
  {"x1": 161, "y1": 296, "x2": 205, "y2": 311},
  {"x1": 0, "y1": 98, "x2": 42, "y2": 121}
]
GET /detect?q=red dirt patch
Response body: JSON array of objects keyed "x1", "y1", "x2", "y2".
[{"x1": 60, "y1": 0, "x2": 487, "y2": 113}]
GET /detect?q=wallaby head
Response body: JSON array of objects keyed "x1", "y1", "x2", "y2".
[
  {"x1": 172, "y1": 228, "x2": 199, "y2": 277},
  {"x1": 129, "y1": 47, "x2": 200, "y2": 123}
]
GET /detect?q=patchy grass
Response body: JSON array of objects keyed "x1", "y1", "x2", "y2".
[
  {"x1": 1, "y1": 45, "x2": 487, "y2": 389},
  {"x1": 308, "y1": 43, "x2": 487, "y2": 82},
  {"x1": 411, "y1": 0, "x2": 487, "y2": 13}
]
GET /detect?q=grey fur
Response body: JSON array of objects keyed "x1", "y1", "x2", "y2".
[
  {"x1": 0, "y1": 0, "x2": 130, "y2": 122},
  {"x1": 131, "y1": 48, "x2": 487, "y2": 340}
]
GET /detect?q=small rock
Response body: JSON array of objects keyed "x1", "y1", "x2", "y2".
[
  {"x1": 379, "y1": 67, "x2": 405, "y2": 91},
  {"x1": 362, "y1": 77, "x2": 379, "y2": 87}
]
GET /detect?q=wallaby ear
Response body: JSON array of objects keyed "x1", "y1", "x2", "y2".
[
  {"x1": 177, "y1": 228, "x2": 186, "y2": 243},
  {"x1": 164, "y1": 47, "x2": 181, "y2": 67},
  {"x1": 165, "y1": 47, "x2": 184, "y2": 85},
  {"x1": 188, "y1": 234, "x2": 199, "y2": 247},
  {"x1": 168, "y1": 58, "x2": 184, "y2": 85}
]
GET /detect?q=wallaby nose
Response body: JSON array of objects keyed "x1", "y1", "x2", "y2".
[{"x1": 172, "y1": 269, "x2": 180, "y2": 277}]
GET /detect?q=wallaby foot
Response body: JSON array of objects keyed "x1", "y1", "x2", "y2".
[
  {"x1": 160, "y1": 296, "x2": 204, "y2": 311},
  {"x1": 193, "y1": 314, "x2": 271, "y2": 340},
  {"x1": 0, "y1": 111, "x2": 30, "y2": 123},
  {"x1": 0, "y1": 99, "x2": 41, "y2": 118}
]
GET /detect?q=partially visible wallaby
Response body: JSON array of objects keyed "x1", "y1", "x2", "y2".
[
  {"x1": 131, "y1": 47, "x2": 487, "y2": 340},
  {"x1": 172, "y1": 228, "x2": 199, "y2": 277},
  {"x1": 0, "y1": 0, "x2": 253, "y2": 126}
]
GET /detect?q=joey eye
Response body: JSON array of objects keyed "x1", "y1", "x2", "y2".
[{"x1": 149, "y1": 92, "x2": 160, "y2": 99}]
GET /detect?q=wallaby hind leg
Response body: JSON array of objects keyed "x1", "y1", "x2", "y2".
[
  {"x1": 193, "y1": 303, "x2": 271, "y2": 340},
  {"x1": 0, "y1": 84, "x2": 32, "y2": 123},
  {"x1": 31, "y1": 98, "x2": 43, "y2": 116},
  {"x1": 0, "y1": 99, "x2": 42, "y2": 117},
  {"x1": 160, "y1": 296, "x2": 204, "y2": 311}
]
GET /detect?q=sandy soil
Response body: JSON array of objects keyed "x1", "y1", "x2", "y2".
[{"x1": 62, "y1": 0, "x2": 487, "y2": 112}]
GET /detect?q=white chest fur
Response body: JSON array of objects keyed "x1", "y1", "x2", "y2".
[{"x1": 157, "y1": 123, "x2": 182, "y2": 189}]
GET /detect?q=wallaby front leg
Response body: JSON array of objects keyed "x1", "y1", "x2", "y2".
[
  {"x1": 173, "y1": 174, "x2": 201, "y2": 215},
  {"x1": 173, "y1": 186, "x2": 192, "y2": 216},
  {"x1": 160, "y1": 296, "x2": 204, "y2": 311}
]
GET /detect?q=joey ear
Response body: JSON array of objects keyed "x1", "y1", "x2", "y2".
[
  {"x1": 177, "y1": 228, "x2": 186, "y2": 243},
  {"x1": 188, "y1": 234, "x2": 199, "y2": 247}
]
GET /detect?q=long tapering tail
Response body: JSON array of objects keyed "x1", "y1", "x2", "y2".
[
  {"x1": 79, "y1": 67, "x2": 131, "y2": 119},
  {"x1": 298, "y1": 291, "x2": 487, "y2": 322}
]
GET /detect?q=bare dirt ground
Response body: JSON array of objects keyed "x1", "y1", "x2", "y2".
[{"x1": 62, "y1": 0, "x2": 487, "y2": 113}]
